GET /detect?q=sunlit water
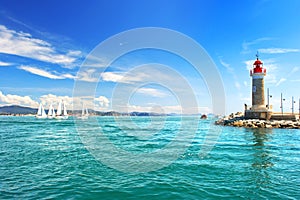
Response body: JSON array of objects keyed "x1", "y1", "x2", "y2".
[{"x1": 0, "y1": 116, "x2": 299, "y2": 199}]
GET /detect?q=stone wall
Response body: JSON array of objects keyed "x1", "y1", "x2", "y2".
[
  {"x1": 244, "y1": 110, "x2": 272, "y2": 120},
  {"x1": 270, "y1": 114, "x2": 297, "y2": 121}
]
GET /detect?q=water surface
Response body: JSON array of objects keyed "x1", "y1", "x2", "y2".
[{"x1": 0, "y1": 116, "x2": 299, "y2": 199}]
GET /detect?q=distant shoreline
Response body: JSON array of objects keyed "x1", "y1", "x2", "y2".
[{"x1": 0, "y1": 105, "x2": 207, "y2": 117}]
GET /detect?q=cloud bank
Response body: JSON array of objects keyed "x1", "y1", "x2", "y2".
[
  {"x1": 0, "y1": 91, "x2": 110, "y2": 111},
  {"x1": 0, "y1": 25, "x2": 81, "y2": 67}
]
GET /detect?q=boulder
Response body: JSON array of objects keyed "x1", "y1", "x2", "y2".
[{"x1": 265, "y1": 124, "x2": 272, "y2": 128}]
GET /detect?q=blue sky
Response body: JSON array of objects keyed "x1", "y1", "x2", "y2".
[{"x1": 0, "y1": 0, "x2": 299, "y2": 114}]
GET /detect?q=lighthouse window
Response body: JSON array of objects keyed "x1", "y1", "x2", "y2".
[{"x1": 253, "y1": 86, "x2": 256, "y2": 92}]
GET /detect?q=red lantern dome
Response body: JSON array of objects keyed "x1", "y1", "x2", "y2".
[
  {"x1": 250, "y1": 52, "x2": 266, "y2": 76},
  {"x1": 253, "y1": 59, "x2": 263, "y2": 66}
]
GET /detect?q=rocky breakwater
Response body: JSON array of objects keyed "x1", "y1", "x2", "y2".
[{"x1": 215, "y1": 112, "x2": 300, "y2": 129}]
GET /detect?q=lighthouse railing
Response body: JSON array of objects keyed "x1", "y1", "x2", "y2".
[{"x1": 250, "y1": 68, "x2": 266, "y2": 76}]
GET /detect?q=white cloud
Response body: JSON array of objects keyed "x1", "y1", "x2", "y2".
[
  {"x1": 0, "y1": 25, "x2": 81, "y2": 66},
  {"x1": 0, "y1": 61, "x2": 12, "y2": 66},
  {"x1": 242, "y1": 37, "x2": 274, "y2": 54},
  {"x1": 275, "y1": 78, "x2": 287, "y2": 87},
  {"x1": 0, "y1": 90, "x2": 38, "y2": 107},
  {"x1": 76, "y1": 68, "x2": 99, "y2": 82},
  {"x1": 19, "y1": 65, "x2": 75, "y2": 80},
  {"x1": 67, "y1": 50, "x2": 82, "y2": 56},
  {"x1": 39, "y1": 94, "x2": 73, "y2": 109},
  {"x1": 220, "y1": 59, "x2": 234, "y2": 73},
  {"x1": 70, "y1": 95, "x2": 109, "y2": 111},
  {"x1": 101, "y1": 72, "x2": 124, "y2": 82},
  {"x1": 258, "y1": 48, "x2": 300, "y2": 54},
  {"x1": 100, "y1": 71, "x2": 146, "y2": 83},
  {"x1": 0, "y1": 91, "x2": 110, "y2": 111},
  {"x1": 136, "y1": 88, "x2": 167, "y2": 97},
  {"x1": 61, "y1": 73, "x2": 76, "y2": 79},
  {"x1": 40, "y1": 94, "x2": 110, "y2": 111},
  {"x1": 94, "y1": 96, "x2": 110, "y2": 107}
]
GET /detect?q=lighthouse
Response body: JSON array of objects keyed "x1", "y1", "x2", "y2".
[
  {"x1": 251, "y1": 53, "x2": 266, "y2": 109},
  {"x1": 245, "y1": 53, "x2": 272, "y2": 119}
]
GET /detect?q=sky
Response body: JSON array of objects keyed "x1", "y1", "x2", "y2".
[{"x1": 0, "y1": 0, "x2": 299, "y2": 114}]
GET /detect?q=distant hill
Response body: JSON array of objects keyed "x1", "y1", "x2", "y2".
[
  {"x1": 0, "y1": 105, "x2": 37, "y2": 115},
  {"x1": 0, "y1": 105, "x2": 200, "y2": 116}
]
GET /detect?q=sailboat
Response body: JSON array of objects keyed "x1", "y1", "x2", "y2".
[
  {"x1": 55, "y1": 100, "x2": 68, "y2": 119},
  {"x1": 47, "y1": 103, "x2": 56, "y2": 119},
  {"x1": 77, "y1": 103, "x2": 89, "y2": 119},
  {"x1": 36, "y1": 102, "x2": 47, "y2": 119}
]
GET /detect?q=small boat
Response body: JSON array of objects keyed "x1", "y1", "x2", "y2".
[
  {"x1": 47, "y1": 103, "x2": 56, "y2": 119},
  {"x1": 55, "y1": 100, "x2": 68, "y2": 120},
  {"x1": 36, "y1": 102, "x2": 47, "y2": 119},
  {"x1": 200, "y1": 114, "x2": 207, "y2": 119},
  {"x1": 77, "y1": 103, "x2": 89, "y2": 119}
]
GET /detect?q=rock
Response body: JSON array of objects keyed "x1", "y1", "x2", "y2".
[
  {"x1": 233, "y1": 120, "x2": 243, "y2": 127},
  {"x1": 265, "y1": 124, "x2": 272, "y2": 128},
  {"x1": 251, "y1": 124, "x2": 258, "y2": 128},
  {"x1": 214, "y1": 115, "x2": 300, "y2": 129},
  {"x1": 273, "y1": 124, "x2": 280, "y2": 128}
]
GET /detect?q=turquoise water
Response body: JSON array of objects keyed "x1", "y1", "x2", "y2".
[{"x1": 1, "y1": 116, "x2": 299, "y2": 199}]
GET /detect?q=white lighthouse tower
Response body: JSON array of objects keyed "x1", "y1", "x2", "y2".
[{"x1": 245, "y1": 53, "x2": 272, "y2": 119}]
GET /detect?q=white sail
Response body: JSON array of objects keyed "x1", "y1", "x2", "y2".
[
  {"x1": 63, "y1": 101, "x2": 68, "y2": 116},
  {"x1": 81, "y1": 104, "x2": 85, "y2": 116},
  {"x1": 47, "y1": 104, "x2": 56, "y2": 119},
  {"x1": 42, "y1": 105, "x2": 47, "y2": 117},
  {"x1": 51, "y1": 107, "x2": 56, "y2": 117},
  {"x1": 48, "y1": 104, "x2": 53, "y2": 116},
  {"x1": 55, "y1": 100, "x2": 68, "y2": 119},
  {"x1": 37, "y1": 103, "x2": 42, "y2": 116},
  {"x1": 77, "y1": 103, "x2": 88, "y2": 119},
  {"x1": 36, "y1": 102, "x2": 47, "y2": 118},
  {"x1": 56, "y1": 100, "x2": 62, "y2": 116}
]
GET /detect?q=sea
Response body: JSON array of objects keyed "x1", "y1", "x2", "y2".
[{"x1": 0, "y1": 116, "x2": 299, "y2": 199}]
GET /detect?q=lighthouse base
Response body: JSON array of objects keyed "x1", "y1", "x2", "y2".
[{"x1": 244, "y1": 109, "x2": 273, "y2": 120}]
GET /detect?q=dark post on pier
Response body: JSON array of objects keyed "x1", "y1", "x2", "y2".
[
  {"x1": 280, "y1": 93, "x2": 285, "y2": 117},
  {"x1": 291, "y1": 96, "x2": 295, "y2": 114},
  {"x1": 267, "y1": 88, "x2": 272, "y2": 109}
]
